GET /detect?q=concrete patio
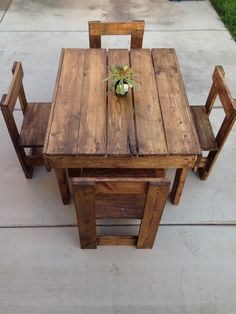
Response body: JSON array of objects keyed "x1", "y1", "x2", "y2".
[{"x1": 0, "y1": 0, "x2": 236, "y2": 313}]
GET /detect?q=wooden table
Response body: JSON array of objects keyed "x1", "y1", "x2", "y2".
[{"x1": 44, "y1": 48, "x2": 201, "y2": 205}]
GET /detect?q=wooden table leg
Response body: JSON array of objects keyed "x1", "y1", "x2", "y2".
[
  {"x1": 73, "y1": 182, "x2": 97, "y2": 249},
  {"x1": 137, "y1": 182, "x2": 169, "y2": 249},
  {"x1": 54, "y1": 168, "x2": 70, "y2": 205},
  {"x1": 171, "y1": 168, "x2": 188, "y2": 205}
]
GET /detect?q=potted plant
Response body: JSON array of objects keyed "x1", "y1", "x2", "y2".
[{"x1": 105, "y1": 64, "x2": 140, "y2": 96}]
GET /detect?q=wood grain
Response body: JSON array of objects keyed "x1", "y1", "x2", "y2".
[
  {"x1": 19, "y1": 102, "x2": 51, "y2": 147},
  {"x1": 73, "y1": 181, "x2": 97, "y2": 249},
  {"x1": 46, "y1": 49, "x2": 86, "y2": 154},
  {"x1": 130, "y1": 49, "x2": 167, "y2": 155},
  {"x1": 89, "y1": 20, "x2": 144, "y2": 49},
  {"x1": 137, "y1": 182, "x2": 169, "y2": 248},
  {"x1": 107, "y1": 49, "x2": 137, "y2": 155},
  {"x1": 77, "y1": 49, "x2": 107, "y2": 155},
  {"x1": 190, "y1": 106, "x2": 218, "y2": 151},
  {"x1": 152, "y1": 48, "x2": 201, "y2": 155}
]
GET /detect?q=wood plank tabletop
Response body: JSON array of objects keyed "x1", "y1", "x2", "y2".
[{"x1": 44, "y1": 48, "x2": 201, "y2": 158}]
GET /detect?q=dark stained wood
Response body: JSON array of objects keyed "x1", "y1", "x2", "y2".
[
  {"x1": 193, "y1": 66, "x2": 236, "y2": 180},
  {"x1": 171, "y1": 168, "x2": 188, "y2": 205},
  {"x1": 4, "y1": 62, "x2": 24, "y2": 113},
  {"x1": 46, "y1": 49, "x2": 86, "y2": 155},
  {"x1": 73, "y1": 181, "x2": 97, "y2": 249},
  {"x1": 96, "y1": 195, "x2": 145, "y2": 218},
  {"x1": 97, "y1": 236, "x2": 137, "y2": 246},
  {"x1": 152, "y1": 48, "x2": 201, "y2": 155},
  {"x1": 44, "y1": 48, "x2": 204, "y2": 205},
  {"x1": 190, "y1": 106, "x2": 218, "y2": 151},
  {"x1": 48, "y1": 155, "x2": 198, "y2": 169},
  {"x1": 77, "y1": 49, "x2": 107, "y2": 155},
  {"x1": 72, "y1": 177, "x2": 169, "y2": 248},
  {"x1": 89, "y1": 20, "x2": 145, "y2": 49},
  {"x1": 19, "y1": 102, "x2": 51, "y2": 147},
  {"x1": 137, "y1": 182, "x2": 169, "y2": 249},
  {"x1": 205, "y1": 83, "x2": 217, "y2": 115},
  {"x1": 0, "y1": 62, "x2": 50, "y2": 179},
  {"x1": 1, "y1": 61, "x2": 69, "y2": 205},
  {"x1": 54, "y1": 168, "x2": 70, "y2": 205},
  {"x1": 12, "y1": 62, "x2": 27, "y2": 113},
  {"x1": 68, "y1": 168, "x2": 158, "y2": 178},
  {"x1": 107, "y1": 49, "x2": 137, "y2": 155},
  {"x1": 130, "y1": 49, "x2": 167, "y2": 155},
  {"x1": 212, "y1": 66, "x2": 236, "y2": 116}
]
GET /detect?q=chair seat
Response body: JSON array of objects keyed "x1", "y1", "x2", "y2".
[
  {"x1": 190, "y1": 106, "x2": 218, "y2": 151},
  {"x1": 18, "y1": 102, "x2": 51, "y2": 147}
]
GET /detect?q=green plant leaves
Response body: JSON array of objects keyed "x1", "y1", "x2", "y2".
[{"x1": 104, "y1": 64, "x2": 140, "y2": 95}]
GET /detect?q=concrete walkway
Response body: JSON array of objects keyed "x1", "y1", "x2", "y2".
[{"x1": 0, "y1": 1, "x2": 236, "y2": 313}]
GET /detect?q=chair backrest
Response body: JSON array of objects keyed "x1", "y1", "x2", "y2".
[
  {"x1": 88, "y1": 20, "x2": 145, "y2": 49},
  {"x1": 0, "y1": 62, "x2": 28, "y2": 144},
  {"x1": 205, "y1": 66, "x2": 236, "y2": 148},
  {"x1": 72, "y1": 177, "x2": 170, "y2": 248}
]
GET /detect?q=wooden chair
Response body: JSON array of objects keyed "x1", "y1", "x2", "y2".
[
  {"x1": 171, "y1": 66, "x2": 236, "y2": 204},
  {"x1": 88, "y1": 20, "x2": 145, "y2": 49},
  {"x1": 0, "y1": 61, "x2": 51, "y2": 179},
  {"x1": 1, "y1": 62, "x2": 71, "y2": 204},
  {"x1": 72, "y1": 175, "x2": 170, "y2": 249}
]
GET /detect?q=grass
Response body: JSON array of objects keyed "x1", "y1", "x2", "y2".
[{"x1": 211, "y1": 0, "x2": 236, "y2": 40}]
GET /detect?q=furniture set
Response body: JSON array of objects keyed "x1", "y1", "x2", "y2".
[{"x1": 1, "y1": 21, "x2": 235, "y2": 249}]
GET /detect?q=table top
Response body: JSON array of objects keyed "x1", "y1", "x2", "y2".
[{"x1": 44, "y1": 48, "x2": 201, "y2": 158}]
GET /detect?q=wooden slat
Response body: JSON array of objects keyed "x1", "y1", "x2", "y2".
[
  {"x1": 95, "y1": 181, "x2": 146, "y2": 194},
  {"x1": 70, "y1": 168, "x2": 158, "y2": 178},
  {"x1": 54, "y1": 168, "x2": 70, "y2": 205},
  {"x1": 107, "y1": 49, "x2": 137, "y2": 155},
  {"x1": 205, "y1": 83, "x2": 217, "y2": 115},
  {"x1": 19, "y1": 102, "x2": 51, "y2": 147},
  {"x1": 4, "y1": 62, "x2": 23, "y2": 113},
  {"x1": 137, "y1": 182, "x2": 169, "y2": 249},
  {"x1": 152, "y1": 48, "x2": 201, "y2": 155},
  {"x1": 72, "y1": 177, "x2": 170, "y2": 185},
  {"x1": 89, "y1": 20, "x2": 144, "y2": 49},
  {"x1": 212, "y1": 66, "x2": 236, "y2": 116},
  {"x1": 89, "y1": 21, "x2": 144, "y2": 36},
  {"x1": 46, "y1": 49, "x2": 86, "y2": 154},
  {"x1": 12, "y1": 61, "x2": 27, "y2": 113},
  {"x1": 48, "y1": 155, "x2": 198, "y2": 169},
  {"x1": 130, "y1": 49, "x2": 167, "y2": 155},
  {"x1": 171, "y1": 168, "x2": 188, "y2": 205},
  {"x1": 96, "y1": 194, "x2": 145, "y2": 218},
  {"x1": 190, "y1": 106, "x2": 218, "y2": 151},
  {"x1": 77, "y1": 49, "x2": 107, "y2": 155},
  {"x1": 73, "y1": 182, "x2": 97, "y2": 249},
  {"x1": 97, "y1": 236, "x2": 137, "y2": 246}
]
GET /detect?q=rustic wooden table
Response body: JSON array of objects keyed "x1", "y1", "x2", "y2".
[{"x1": 44, "y1": 48, "x2": 201, "y2": 205}]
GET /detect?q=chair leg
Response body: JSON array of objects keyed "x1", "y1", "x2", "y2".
[
  {"x1": 171, "y1": 168, "x2": 188, "y2": 205},
  {"x1": 198, "y1": 150, "x2": 219, "y2": 180},
  {"x1": 19, "y1": 151, "x2": 34, "y2": 179},
  {"x1": 54, "y1": 168, "x2": 70, "y2": 205},
  {"x1": 21, "y1": 162, "x2": 34, "y2": 179},
  {"x1": 45, "y1": 165, "x2": 51, "y2": 172},
  {"x1": 73, "y1": 182, "x2": 97, "y2": 249},
  {"x1": 137, "y1": 182, "x2": 169, "y2": 249}
]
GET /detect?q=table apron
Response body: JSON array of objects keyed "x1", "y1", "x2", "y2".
[{"x1": 44, "y1": 155, "x2": 199, "y2": 169}]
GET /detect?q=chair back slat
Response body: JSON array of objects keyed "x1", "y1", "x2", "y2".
[
  {"x1": 3, "y1": 62, "x2": 24, "y2": 113},
  {"x1": 12, "y1": 62, "x2": 27, "y2": 113},
  {"x1": 89, "y1": 20, "x2": 145, "y2": 49},
  {"x1": 72, "y1": 176, "x2": 170, "y2": 248},
  {"x1": 0, "y1": 94, "x2": 20, "y2": 142},
  {"x1": 212, "y1": 66, "x2": 236, "y2": 117}
]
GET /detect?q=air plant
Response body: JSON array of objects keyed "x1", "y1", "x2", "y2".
[{"x1": 104, "y1": 64, "x2": 140, "y2": 96}]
